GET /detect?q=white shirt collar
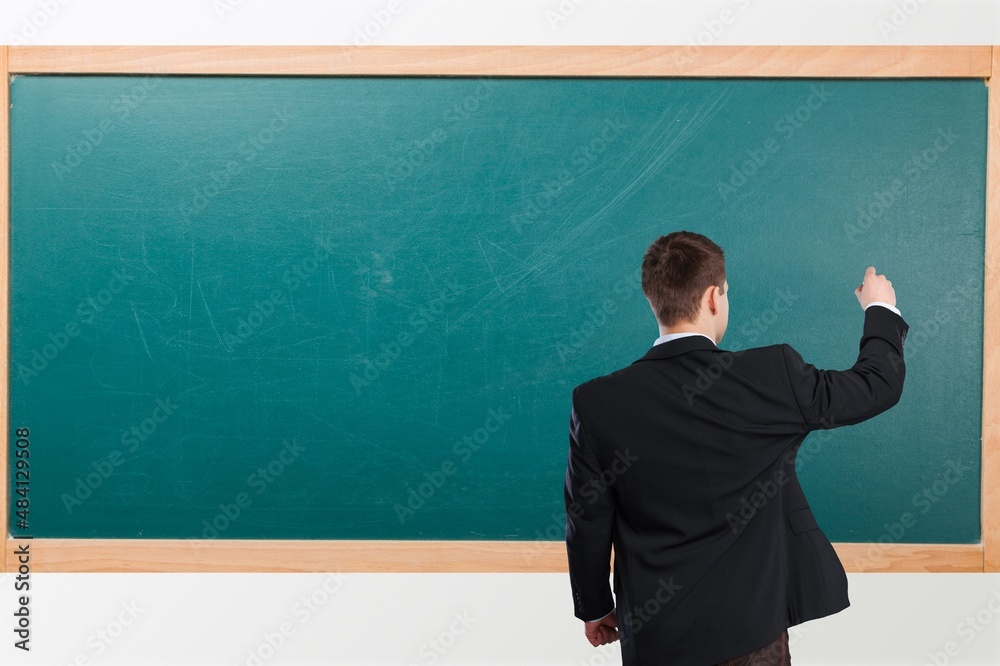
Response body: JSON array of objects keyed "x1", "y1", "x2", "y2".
[{"x1": 653, "y1": 331, "x2": 717, "y2": 347}]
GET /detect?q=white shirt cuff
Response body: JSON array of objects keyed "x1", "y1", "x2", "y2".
[
  {"x1": 585, "y1": 609, "x2": 615, "y2": 623},
  {"x1": 865, "y1": 301, "x2": 901, "y2": 317}
]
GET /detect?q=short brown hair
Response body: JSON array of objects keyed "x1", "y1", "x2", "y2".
[{"x1": 641, "y1": 231, "x2": 726, "y2": 327}]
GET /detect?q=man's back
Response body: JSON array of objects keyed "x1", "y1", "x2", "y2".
[{"x1": 566, "y1": 304, "x2": 909, "y2": 665}]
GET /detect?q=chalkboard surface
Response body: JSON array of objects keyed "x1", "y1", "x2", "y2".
[{"x1": 8, "y1": 76, "x2": 985, "y2": 542}]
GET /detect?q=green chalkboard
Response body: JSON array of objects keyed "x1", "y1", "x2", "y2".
[{"x1": 8, "y1": 75, "x2": 985, "y2": 542}]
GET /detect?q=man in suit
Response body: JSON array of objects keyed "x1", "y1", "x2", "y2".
[{"x1": 564, "y1": 230, "x2": 908, "y2": 665}]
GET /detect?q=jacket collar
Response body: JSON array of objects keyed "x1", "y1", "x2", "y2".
[{"x1": 631, "y1": 334, "x2": 722, "y2": 364}]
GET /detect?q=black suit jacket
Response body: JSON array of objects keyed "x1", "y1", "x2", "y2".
[{"x1": 565, "y1": 305, "x2": 908, "y2": 665}]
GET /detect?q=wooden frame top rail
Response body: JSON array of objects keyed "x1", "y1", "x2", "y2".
[{"x1": 6, "y1": 45, "x2": 994, "y2": 77}]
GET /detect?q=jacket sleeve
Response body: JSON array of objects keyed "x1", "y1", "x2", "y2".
[
  {"x1": 565, "y1": 387, "x2": 617, "y2": 622},
  {"x1": 781, "y1": 304, "x2": 909, "y2": 431}
]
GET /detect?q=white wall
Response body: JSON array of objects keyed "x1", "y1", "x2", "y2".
[
  {"x1": 2, "y1": 572, "x2": 1000, "y2": 664},
  {"x1": 1, "y1": 0, "x2": 999, "y2": 45},
  {"x1": 2, "y1": 2, "x2": 999, "y2": 664}
]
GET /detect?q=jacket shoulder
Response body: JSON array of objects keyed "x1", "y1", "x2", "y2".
[
  {"x1": 575, "y1": 343, "x2": 791, "y2": 396},
  {"x1": 572, "y1": 364, "x2": 636, "y2": 405}
]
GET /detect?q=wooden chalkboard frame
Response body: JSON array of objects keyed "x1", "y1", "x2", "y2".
[{"x1": 1, "y1": 45, "x2": 997, "y2": 573}]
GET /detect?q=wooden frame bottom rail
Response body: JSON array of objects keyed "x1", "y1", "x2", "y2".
[{"x1": 2, "y1": 539, "x2": 983, "y2": 573}]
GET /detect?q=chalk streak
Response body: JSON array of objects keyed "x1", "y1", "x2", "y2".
[
  {"x1": 131, "y1": 303, "x2": 153, "y2": 359},
  {"x1": 196, "y1": 279, "x2": 224, "y2": 348},
  {"x1": 477, "y1": 235, "x2": 506, "y2": 295}
]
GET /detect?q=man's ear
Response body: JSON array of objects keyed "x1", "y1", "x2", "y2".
[{"x1": 705, "y1": 285, "x2": 718, "y2": 316}]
